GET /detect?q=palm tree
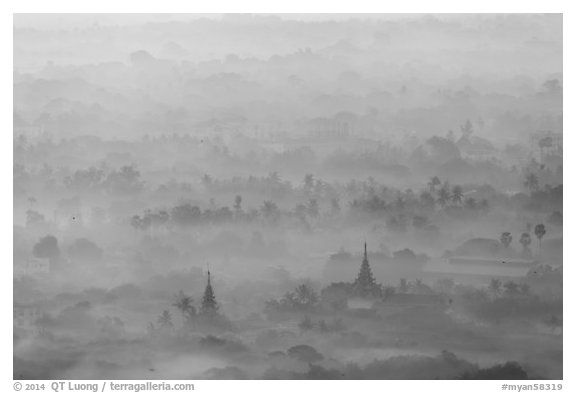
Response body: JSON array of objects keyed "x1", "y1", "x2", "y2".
[
  {"x1": 451, "y1": 185, "x2": 463, "y2": 205},
  {"x1": 534, "y1": 224, "x2": 546, "y2": 259},
  {"x1": 173, "y1": 291, "x2": 196, "y2": 325},
  {"x1": 520, "y1": 233, "x2": 531, "y2": 248},
  {"x1": 233, "y1": 195, "x2": 242, "y2": 213},
  {"x1": 500, "y1": 232, "x2": 513, "y2": 248},
  {"x1": 157, "y1": 310, "x2": 173, "y2": 329},
  {"x1": 428, "y1": 176, "x2": 441, "y2": 193},
  {"x1": 294, "y1": 284, "x2": 319, "y2": 310},
  {"x1": 267, "y1": 171, "x2": 281, "y2": 185},
  {"x1": 520, "y1": 233, "x2": 532, "y2": 259},
  {"x1": 437, "y1": 185, "x2": 451, "y2": 207}
]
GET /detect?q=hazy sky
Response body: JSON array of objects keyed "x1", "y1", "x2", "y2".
[{"x1": 13, "y1": 13, "x2": 459, "y2": 30}]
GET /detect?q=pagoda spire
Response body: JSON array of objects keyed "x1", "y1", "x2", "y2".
[
  {"x1": 354, "y1": 242, "x2": 380, "y2": 298},
  {"x1": 200, "y1": 266, "x2": 219, "y2": 316}
]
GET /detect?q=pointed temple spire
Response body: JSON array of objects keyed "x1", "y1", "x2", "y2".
[
  {"x1": 200, "y1": 266, "x2": 219, "y2": 316},
  {"x1": 354, "y1": 242, "x2": 381, "y2": 298}
]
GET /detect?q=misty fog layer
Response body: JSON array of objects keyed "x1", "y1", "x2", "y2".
[{"x1": 14, "y1": 13, "x2": 562, "y2": 380}]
